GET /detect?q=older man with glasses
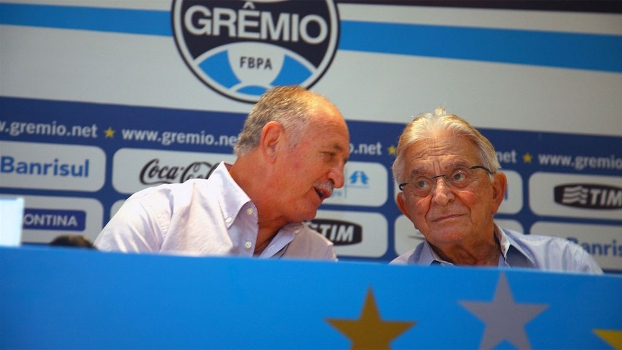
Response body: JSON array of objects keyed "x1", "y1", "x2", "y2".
[{"x1": 390, "y1": 107, "x2": 602, "y2": 274}]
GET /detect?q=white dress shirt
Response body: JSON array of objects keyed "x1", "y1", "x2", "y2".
[{"x1": 95, "y1": 162, "x2": 337, "y2": 260}]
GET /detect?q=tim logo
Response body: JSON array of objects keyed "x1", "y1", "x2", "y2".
[
  {"x1": 554, "y1": 184, "x2": 622, "y2": 209},
  {"x1": 307, "y1": 218, "x2": 362, "y2": 245},
  {"x1": 172, "y1": 0, "x2": 339, "y2": 103}
]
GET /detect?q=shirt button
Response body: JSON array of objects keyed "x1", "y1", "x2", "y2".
[
  {"x1": 244, "y1": 241, "x2": 252, "y2": 249},
  {"x1": 225, "y1": 217, "x2": 232, "y2": 223},
  {"x1": 246, "y1": 208, "x2": 254, "y2": 215}
]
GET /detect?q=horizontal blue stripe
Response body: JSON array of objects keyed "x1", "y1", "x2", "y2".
[
  {"x1": 0, "y1": 3, "x2": 171, "y2": 36},
  {"x1": 339, "y1": 21, "x2": 622, "y2": 73},
  {"x1": 2, "y1": 3, "x2": 621, "y2": 72}
]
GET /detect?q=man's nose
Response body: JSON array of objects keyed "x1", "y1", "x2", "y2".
[
  {"x1": 329, "y1": 162, "x2": 346, "y2": 188},
  {"x1": 431, "y1": 176, "x2": 454, "y2": 205}
]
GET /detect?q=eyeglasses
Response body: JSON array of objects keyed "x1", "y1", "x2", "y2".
[{"x1": 399, "y1": 165, "x2": 492, "y2": 197}]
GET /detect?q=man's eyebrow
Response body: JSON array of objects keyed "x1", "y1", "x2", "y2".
[
  {"x1": 442, "y1": 161, "x2": 470, "y2": 170},
  {"x1": 408, "y1": 160, "x2": 472, "y2": 177},
  {"x1": 408, "y1": 166, "x2": 429, "y2": 178}
]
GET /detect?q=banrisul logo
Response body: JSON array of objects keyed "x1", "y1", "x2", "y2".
[{"x1": 172, "y1": 0, "x2": 339, "y2": 103}]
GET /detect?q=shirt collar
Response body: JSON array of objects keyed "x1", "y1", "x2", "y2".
[
  {"x1": 417, "y1": 240, "x2": 449, "y2": 266},
  {"x1": 497, "y1": 224, "x2": 535, "y2": 268},
  {"x1": 415, "y1": 223, "x2": 534, "y2": 268},
  {"x1": 209, "y1": 162, "x2": 306, "y2": 257},
  {"x1": 496, "y1": 224, "x2": 510, "y2": 258},
  {"x1": 209, "y1": 162, "x2": 253, "y2": 229}
]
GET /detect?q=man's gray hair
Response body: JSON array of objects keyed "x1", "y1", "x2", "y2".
[
  {"x1": 392, "y1": 107, "x2": 501, "y2": 183},
  {"x1": 234, "y1": 85, "x2": 320, "y2": 156}
]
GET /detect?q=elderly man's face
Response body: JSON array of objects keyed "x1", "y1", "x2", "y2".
[
  {"x1": 273, "y1": 102, "x2": 350, "y2": 223},
  {"x1": 396, "y1": 131, "x2": 506, "y2": 249}
]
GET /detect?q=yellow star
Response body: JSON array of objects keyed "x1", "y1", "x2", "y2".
[
  {"x1": 388, "y1": 146, "x2": 397, "y2": 156},
  {"x1": 104, "y1": 127, "x2": 115, "y2": 138},
  {"x1": 523, "y1": 152, "x2": 533, "y2": 163},
  {"x1": 594, "y1": 329, "x2": 622, "y2": 349},
  {"x1": 326, "y1": 288, "x2": 415, "y2": 349}
]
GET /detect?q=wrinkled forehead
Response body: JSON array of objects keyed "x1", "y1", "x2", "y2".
[
  {"x1": 405, "y1": 136, "x2": 481, "y2": 176},
  {"x1": 407, "y1": 159, "x2": 475, "y2": 178},
  {"x1": 303, "y1": 113, "x2": 350, "y2": 151}
]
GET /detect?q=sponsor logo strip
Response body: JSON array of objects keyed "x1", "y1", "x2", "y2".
[
  {"x1": 529, "y1": 172, "x2": 622, "y2": 220},
  {"x1": 323, "y1": 161, "x2": 387, "y2": 207},
  {"x1": 23, "y1": 208, "x2": 86, "y2": 231},
  {"x1": 0, "y1": 141, "x2": 105, "y2": 192},
  {"x1": 531, "y1": 221, "x2": 622, "y2": 270},
  {"x1": 312, "y1": 210, "x2": 387, "y2": 258},
  {"x1": 17, "y1": 195, "x2": 103, "y2": 244},
  {"x1": 112, "y1": 148, "x2": 236, "y2": 194}
]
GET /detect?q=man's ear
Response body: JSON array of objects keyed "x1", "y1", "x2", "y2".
[
  {"x1": 396, "y1": 192, "x2": 413, "y2": 221},
  {"x1": 260, "y1": 121, "x2": 285, "y2": 163},
  {"x1": 491, "y1": 171, "x2": 507, "y2": 214}
]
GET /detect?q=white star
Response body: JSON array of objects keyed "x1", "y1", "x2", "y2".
[{"x1": 459, "y1": 272, "x2": 549, "y2": 350}]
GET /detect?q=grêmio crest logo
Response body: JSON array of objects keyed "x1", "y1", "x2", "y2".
[
  {"x1": 171, "y1": 0, "x2": 340, "y2": 103},
  {"x1": 554, "y1": 184, "x2": 622, "y2": 209}
]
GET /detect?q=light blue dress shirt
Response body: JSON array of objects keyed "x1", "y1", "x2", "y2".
[{"x1": 391, "y1": 225, "x2": 603, "y2": 274}]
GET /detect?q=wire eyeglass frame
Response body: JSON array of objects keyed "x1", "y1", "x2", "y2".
[{"x1": 398, "y1": 165, "x2": 493, "y2": 197}]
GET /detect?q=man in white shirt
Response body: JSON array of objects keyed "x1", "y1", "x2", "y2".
[{"x1": 95, "y1": 86, "x2": 350, "y2": 260}]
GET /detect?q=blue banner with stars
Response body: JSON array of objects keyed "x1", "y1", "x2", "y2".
[{"x1": 1, "y1": 246, "x2": 621, "y2": 349}]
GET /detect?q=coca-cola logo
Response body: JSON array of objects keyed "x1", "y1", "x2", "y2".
[{"x1": 139, "y1": 159, "x2": 215, "y2": 185}]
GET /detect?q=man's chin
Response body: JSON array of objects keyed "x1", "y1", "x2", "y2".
[
  {"x1": 300, "y1": 208, "x2": 319, "y2": 223},
  {"x1": 429, "y1": 229, "x2": 470, "y2": 243}
]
